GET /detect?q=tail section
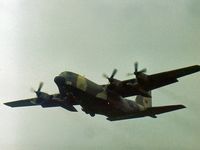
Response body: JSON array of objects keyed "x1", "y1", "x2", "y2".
[{"x1": 136, "y1": 91, "x2": 152, "y2": 108}]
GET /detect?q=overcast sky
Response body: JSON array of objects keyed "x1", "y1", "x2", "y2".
[{"x1": 0, "y1": 0, "x2": 200, "y2": 150}]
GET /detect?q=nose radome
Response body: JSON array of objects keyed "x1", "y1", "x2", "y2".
[{"x1": 54, "y1": 76, "x2": 65, "y2": 85}]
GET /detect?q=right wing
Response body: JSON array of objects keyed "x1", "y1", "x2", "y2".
[{"x1": 144, "y1": 65, "x2": 200, "y2": 91}]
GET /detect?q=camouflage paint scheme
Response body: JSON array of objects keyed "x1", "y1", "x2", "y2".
[
  {"x1": 56, "y1": 72, "x2": 139, "y2": 117},
  {"x1": 4, "y1": 65, "x2": 200, "y2": 121}
]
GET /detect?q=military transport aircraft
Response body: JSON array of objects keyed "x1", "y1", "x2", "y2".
[{"x1": 4, "y1": 63, "x2": 200, "y2": 121}]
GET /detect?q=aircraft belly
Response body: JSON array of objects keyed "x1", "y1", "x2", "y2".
[{"x1": 87, "y1": 99, "x2": 142, "y2": 118}]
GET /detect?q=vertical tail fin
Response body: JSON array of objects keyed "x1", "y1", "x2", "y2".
[{"x1": 135, "y1": 91, "x2": 152, "y2": 108}]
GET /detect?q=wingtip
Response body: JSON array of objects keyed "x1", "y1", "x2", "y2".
[
  {"x1": 194, "y1": 65, "x2": 200, "y2": 71},
  {"x1": 4, "y1": 102, "x2": 13, "y2": 107},
  {"x1": 179, "y1": 104, "x2": 186, "y2": 109},
  {"x1": 193, "y1": 65, "x2": 200, "y2": 71}
]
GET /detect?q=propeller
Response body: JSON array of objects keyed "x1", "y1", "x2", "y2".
[
  {"x1": 30, "y1": 82, "x2": 77, "y2": 110},
  {"x1": 127, "y1": 62, "x2": 147, "y2": 76},
  {"x1": 134, "y1": 62, "x2": 147, "y2": 75},
  {"x1": 31, "y1": 82, "x2": 44, "y2": 97},
  {"x1": 127, "y1": 62, "x2": 151, "y2": 97},
  {"x1": 30, "y1": 82, "x2": 52, "y2": 104},
  {"x1": 103, "y1": 68, "x2": 118, "y2": 83}
]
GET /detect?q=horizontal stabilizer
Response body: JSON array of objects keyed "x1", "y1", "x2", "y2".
[
  {"x1": 146, "y1": 104, "x2": 186, "y2": 115},
  {"x1": 4, "y1": 98, "x2": 39, "y2": 107},
  {"x1": 107, "y1": 104, "x2": 186, "y2": 121}
]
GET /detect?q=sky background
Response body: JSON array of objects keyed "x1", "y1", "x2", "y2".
[{"x1": 0, "y1": 0, "x2": 200, "y2": 150}]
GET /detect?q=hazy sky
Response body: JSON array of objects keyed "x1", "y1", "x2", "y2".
[{"x1": 0, "y1": 0, "x2": 200, "y2": 150}]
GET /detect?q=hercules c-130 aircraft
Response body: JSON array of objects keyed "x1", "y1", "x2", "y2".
[{"x1": 4, "y1": 63, "x2": 200, "y2": 121}]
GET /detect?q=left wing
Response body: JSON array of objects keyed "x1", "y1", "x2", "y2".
[
  {"x1": 4, "y1": 98, "x2": 61, "y2": 108},
  {"x1": 4, "y1": 94, "x2": 78, "y2": 112},
  {"x1": 107, "y1": 104, "x2": 186, "y2": 121},
  {"x1": 4, "y1": 93, "x2": 60, "y2": 108},
  {"x1": 117, "y1": 65, "x2": 200, "y2": 97},
  {"x1": 4, "y1": 98, "x2": 39, "y2": 107}
]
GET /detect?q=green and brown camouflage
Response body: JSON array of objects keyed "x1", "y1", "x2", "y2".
[{"x1": 4, "y1": 64, "x2": 200, "y2": 121}]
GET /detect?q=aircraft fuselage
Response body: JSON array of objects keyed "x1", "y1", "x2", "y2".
[{"x1": 54, "y1": 71, "x2": 143, "y2": 117}]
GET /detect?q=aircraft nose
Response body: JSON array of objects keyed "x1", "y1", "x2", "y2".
[{"x1": 54, "y1": 76, "x2": 65, "y2": 85}]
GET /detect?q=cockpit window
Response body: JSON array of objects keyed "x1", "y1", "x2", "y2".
[{"x1": 59, "y1": 72, "x2": 77, "y2": 86}]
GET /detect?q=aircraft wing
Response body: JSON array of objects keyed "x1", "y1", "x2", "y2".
[
  {"x1": 4, "y1": 95, "x2": 78, "y2": 112},
  {"x1": 146, "y1": 65, "x2": 200, "y2": 90},
  {"x1": 4, "y1": 98, "x2": 39, "y2": 107},
  {"x1": 107, "y1": 104, "x2": 186, "y2": 121},
  {"x1": 4, "y1": 93, "x2": 60, "y2": 108},
  {"x1": 119, "y1": 65, "x2": 200, "y2": 97}
]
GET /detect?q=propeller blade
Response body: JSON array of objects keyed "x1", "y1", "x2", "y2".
[
  {"x1": 127, "y1": 73, "x2": 134, "y2": 76},
  {"x1": 103, "y1": 73, "x2": 109, "y2": 79},
  {"x1": 134, "y1": 62, "x2": 138, "y2": 73},
  {"x1": 110, "y1": 69, "x2": 117, "y2": 79},
  {"x1": 37, "y1": 82, "x2": 43, "y2": 92},
  {"x1": 139, "y1": 68, "x2": 147, "y2": 73},
  {"x1": 30, "y1": 88, "x2": 35, "y2": 93}
]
